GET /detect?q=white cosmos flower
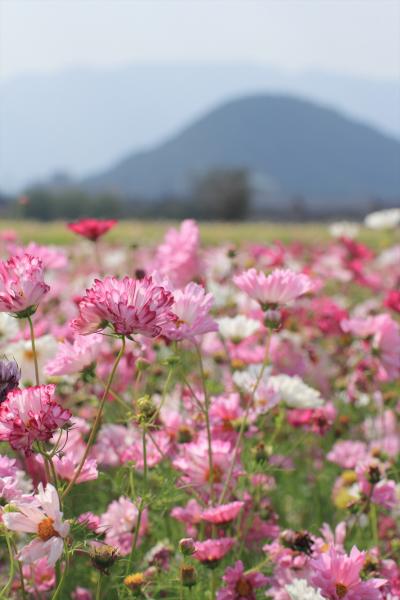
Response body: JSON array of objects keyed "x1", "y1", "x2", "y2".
[
  {"x1": 364, "y1": 208, "x2": 400, "y2": 230},
  {"x1": 217, "y1": 315, "x2": 260, "y2": 341},
  {"x1": 8, "y1": 334, "x2": 58, "y2": 384},
  {"x1": 285, "y1": 579, "x2": 325, "y2": 600},
  {"x1": 329, "y1": 221, "x2": 360, "y2": 239},
  {"x1": 268, "y1": 374, "x2": 324, "y2": 409}
]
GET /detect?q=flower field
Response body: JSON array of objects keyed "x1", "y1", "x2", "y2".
[{"x1": 0, "y1": 216, "x2": 399, "y2": 599}]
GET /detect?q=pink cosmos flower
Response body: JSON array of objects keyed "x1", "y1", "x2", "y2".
[
  {"x1": 309, "y1": 545, "x2": 386, "y2": 600},
  {"x1": 71, "y1": 587, "x2": 93, "y2": 600},
  {"x1": 45, "y1": 333, "x2": 102, "y2": 376},
  {"x1": 233, "y1": 268, "x2": 313, "y2": 307},
  {"x1": 98, "y1": 496, "x2": 148, "y2": 556},
  {"x1": 327, "y1": 441, "x2": 368, "y2": 469},
  {"x1": 3, "y1": 483, "x2": 69, "y2": 565},
  {"x1": 164, "y1": 282, "x2": 218, "y2": 341},
  {"x1": 193, "y1": 537, "x2": 235, "y2": 566},
  {"x1": 12, "y1": 242, "x2": 67, "y2": 270},
  {"x1": 201, "y1": 501, "x2": 245, "y2": 524},
  {"x1": 0, "y1": 254, "x2": 50, "y2": 316},
  {"x1": 155, "y1": 219, "x2": 200, "y2": 287},
  {"x1": 171, "y1": 499, "x2": 203, "y2": 538},
  {"x1": 22, "y1": 557, "x2": 55, "y2": 594},
  {"x1": 72, "y1": 275, "x2": 176, "y2": 336},
  {"x1": 67, "y1": 218, "x2": 117, "y2": 241},
  {"x1": 0, "y1": 385, "x2": 71, "y2": 455},
  {"x1": 217, "y1": 560, "x2": 268, "y2": 599}
]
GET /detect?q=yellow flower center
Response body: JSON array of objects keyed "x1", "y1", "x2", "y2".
[
  {"x1": 336, "y1": 583, "x2": 348, "y2": 598},
  {"x1": 124, "y1": 572, "x2": 145, "y2": 589},
  {"x1": 37, "y1": 517, "x2": 58, "y2": 541}
]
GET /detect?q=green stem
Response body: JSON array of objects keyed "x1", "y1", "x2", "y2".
[
  {"x1": 0, "y1": 531, "x2": 15, "y2": 599},
  {"x1": 10, "y1": 539, "x2": 27, "y2": 600},
  {"x1": 194, "y1": 343, "x2": 214, "y2": 503},
  {"x1": 27, "y1": 314, "x2": 40, "y2": 386},
  {"x1": 95, "y1": 572, "x2": 103, "y2": 600},
  {"x1": 370, "y1": 502, "x2": 379, "y2": 548},
  {"x1": 62, "y1": 336, "x2": 126, "y2": 499},
  {"x1": 210, "y1": 570, "x2": 217, "y2": 600},
  {"x1": 125, "y1": 428, "x2": 147, "y2": 575}
]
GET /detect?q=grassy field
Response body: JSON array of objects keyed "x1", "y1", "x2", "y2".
[{"x1": 0, "y1": 219, "x2": 396, "y2": 248}]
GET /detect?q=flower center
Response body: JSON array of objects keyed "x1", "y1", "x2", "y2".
[
  {"x1": 236, "y1": 577, "x2": 252, "y2": 596},
  {"x1": 37, "y1": 517, "x2": 58, "y2": 541},
  {"x1": 336, "y1": 583, "x2": 348, "y2": 598},
  {"x1": 205, "y1": 465, "x2": 223, "y2": 484}
]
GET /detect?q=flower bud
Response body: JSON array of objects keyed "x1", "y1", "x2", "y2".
[
  {"x1": 180, "y1": 565, "x2": 197, "y2": 588},
  {"x1": 179, "y1": 538, "x2": 196, "y2": 556},
  {"x1": 136, "y1": 395, "x2": 157, "y2": 423},
  {"x1": 124, "y1": 572, "x2": 145, "y2": 594}
]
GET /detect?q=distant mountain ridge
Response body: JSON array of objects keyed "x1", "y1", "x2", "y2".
[
  {"x1": 80, "y1": 94, "x2": 400, "y2": 208},
  {"x1": 1, "y1": 62, "x2": 399, "y2": 192}
]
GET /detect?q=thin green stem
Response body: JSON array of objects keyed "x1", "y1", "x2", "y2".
[
  {"x1": 210, "y1": 570, "x2": 217, "y2": 600},
  {"x1": 95, "y1": 572, "x2": 103, "y2": 600},
  {"x1": 62, "y1": 336, "x2": 126, "y2": 499},
  {"x1": 194, "y1": 343, "x2": 214, "y2": 503},
  {"x1": 0, "y1": 532, "x2": 15, "y2": 599},
  {"x1": 27, "y1": 314, "x2": 40, "y2": 386},
  {"x1": 370, "y1": 502, "x2": 379, "y2": 548},
  {"x1": 51, "y1": 558, "x2": 67, "y2": 600}
]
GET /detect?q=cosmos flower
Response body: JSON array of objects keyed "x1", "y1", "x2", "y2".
[
  {"x1": 45, "y1": 333, "x2": 102, "y2": 376},
  {"x1": 268, "y1": 374, "x2": 324, "y2": 409},
  {"x1": 217, "y1": 560, "x2": 268, "y2": 599},
  {"x1": 217, "y1": 315, "x2": 260, "y2": 342},
  {"x1": 193, "y1": 538, "x2": 235, "y2": 567},
  {"x1": 3, "y1": 483, "x2": 69, "y2": 565},
  {"x1": 164, "y1": 282, "x2": 218, "y2": 341},
  {"x1": 309, "y1": 545, "x2": 386, "y2": 600},
  {"x1": 233, "y1": 268, "x2": 313, "y2": 307},
  {"x1": 285, "y1": 579, "x2": 325, "y2": 600},
  {"x1": 72, "y1": 275, "x2": 176, "y2": 337},
  {"x1": 98, "y1": 496, "x2": 148, "y2": 556},
  {"x1": 0, "y1": 384, "x2": 71, "y2": 455},
  {"x1": 68, "y1": 218, "x2": 117, "y2": 241},
  {"x1": 0, "y1": 358, "x2": 21, "y2": 403},
  {"x1": 155, "y1": 219, "x2": 200, "y2": 287},
  {"x1": 201, "y1": 501, "x2": 245, "y2": 525},
  {"x1": 0, "y1": 254, "x2": 50, "y2": 316}
]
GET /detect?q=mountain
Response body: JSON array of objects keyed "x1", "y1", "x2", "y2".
[
  {"x1": 81, "y1": 94, "x2": 400, "y2": 208},
  {"x1": 1, "y1": 62, "x2": 399, "y2": 192}
]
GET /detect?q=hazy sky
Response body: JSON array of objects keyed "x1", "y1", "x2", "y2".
[{"x1": 1, "y1": 0, "x2": 399, "y2": 82}]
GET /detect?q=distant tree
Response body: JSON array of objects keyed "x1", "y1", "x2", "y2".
[{"x1": 191, "y1": 168, "x2": 251, "y2": 221}]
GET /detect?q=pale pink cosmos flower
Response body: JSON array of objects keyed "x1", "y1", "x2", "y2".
[
  {"x1": 45, "y1": 333, "x2": 102, "y2": 376},
  {"x1": 193, "y1": 537, "x2": 235, "y2": 566},
  {"x1": 155, "y1": 219, "x2": 200, "y2": 287},
  {"x1": 327, "y1": 441, "x2": 368, "y2": 469},
  {"x1": 217, "y1": 560, "x2": 268, "y2": 599},
  {"x1": 12, "y1": 242, "x2": 67, "y2": 270},
  {"x1": 98, "y1": 496, "x2": 148, "y2": 556},
  {"x1": 309, "y1": 545, "x2": 386, "y2": 600},
  {"x1": 233, "y1": 268, "x2": 314, "y2": 307},
  {"x1": 164, "y1": 282, "x2": 218, "y2": 341},
  {"x1": 0, "y1": 385, "x2": 71, "y2": 455},
  {"x1": 72, "y1": 275, "x2": 176, "y2": 337},
  {"x1": 0, "y1": 253, "x2": 50, "y2": 316},
  {"x1": 201, "y1": 501, "x2": 245, "y2": 524},
  {"x1": 3, "y1": 483, "x2": 69, "y2": 565}
]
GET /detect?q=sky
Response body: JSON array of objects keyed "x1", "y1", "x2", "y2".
[{"x1": 1, "y1": 0, "x2": 400, "y2": 82}]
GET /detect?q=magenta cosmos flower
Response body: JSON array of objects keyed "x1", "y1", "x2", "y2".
[
  {"x1": 0, "y1": 253, "x2": 50, "y2": 316},
  {"x1": 309, "y1": 545, "x2": 386, "y2": 600},
  {"x1": 201, "y1": 501, "x2": 245, "y2": 525},
  {"x1": 217, "y1": 560, "x2": 268, "y2": 600},
  {"x1": 72, "y1": 275, "x2": 176, "y2": 337},
  {"x1": 3, "y1": 483, "x2": 70, "y2": 565},
  {"x1": 193, "y1": 538, "x2": 235, "y2": 567},
  {"x1": 0, "y1": 384, "x2": 71, "y2": 455},
  {"x1": 67, "y1": 218, "x2": 117, "y2": 241},
  {"x1": 233, "y1": 268, "x2": 313, "y2": 308}
]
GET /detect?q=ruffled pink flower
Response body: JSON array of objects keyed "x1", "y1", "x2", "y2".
[
  {"x1": 3, "y1": 483, "x2": 70, "y2": 565},
  {"x1": 72, "y1": 275, "x2": 176, "y2": 336},
  {"x1": 0, "y1": 385, "x2": 71, "y2": 455},
  {"x1": 98, "y1": 496, "x2": 148, "y2": 556},
  {"x1": 0, "y1": 253, "x2": 50, "y2": 315},
  {"x1": 155, "y1": 219, "x2": 200, "y2": 287},
  {"x1": 217, "y1": 560, "x2": 268, "y2": 599},
  {"x1": 45, "y1": 333, "x2": 102, "y2": 376},
  {"x1": 327, "y1": 441, "x2": 368, "y2": 469},
  {"x1": 193, "y1": 537, "x2": 235, "y2": 565},
  {"x1": 201, "y1": 501, "x2": 245, "y2": 524},
  {"x1": 22, "y1": 557, "x2": 55, "y2": 593},
  {"x1": 233, "y1": 268, "x2": 313, "y2": 307},
  {"x1": 309, "y1": 545, "x2": 386, "y2": 600},
  {"x1": 164, "y1": 282, "x2": 218, "y2": 341}
]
